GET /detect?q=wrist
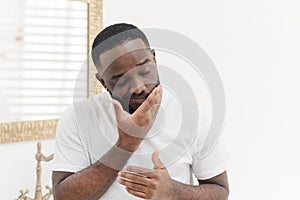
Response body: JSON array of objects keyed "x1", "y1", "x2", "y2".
[
  {"x1": 168, "y1": 179, "x2": 180, "y2": 200},
  {"x1": 116, "y1": 138, "x2": 141, "y2": 152}
]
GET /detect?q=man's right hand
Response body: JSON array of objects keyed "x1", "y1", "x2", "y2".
[{"x1": 111, "y1": 85, "x2": 163, "y2": 152}]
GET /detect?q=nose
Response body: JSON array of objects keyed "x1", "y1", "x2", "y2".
[{"x1": 129, "y1": 78, "x2": 147, "y2": 94}]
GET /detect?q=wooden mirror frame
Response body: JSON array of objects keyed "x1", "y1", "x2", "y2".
[{"x1": 0, "y1": 0, "x2": 103, "y2": 144}]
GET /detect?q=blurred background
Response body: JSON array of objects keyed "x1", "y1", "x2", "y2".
[{"x1": 0, "y1": 0, "x2": 299, "y2": 199}]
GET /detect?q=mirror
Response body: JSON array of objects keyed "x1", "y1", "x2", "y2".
[{"x1": 0, "y1": 0, "x2": 102, "y2": 143}]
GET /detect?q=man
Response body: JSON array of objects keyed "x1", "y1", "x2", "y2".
[{"x1": 52, "y1": 23, "x2": 229, "y2": 200}]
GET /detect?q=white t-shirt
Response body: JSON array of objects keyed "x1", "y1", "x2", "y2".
[{"x1": 52, "y1": 87, "x2": 228, "y2": 200}]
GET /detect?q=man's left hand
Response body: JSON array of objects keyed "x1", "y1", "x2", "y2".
[{"x1": 118, "y1": 150, "x2": 175, "y2": 200}]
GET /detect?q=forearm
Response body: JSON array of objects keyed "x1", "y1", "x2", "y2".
[
  {"x1": 54, "y1": 142, "x2": 133, "y2": 200},
  {"x1": 171, "y1": 180, "x2": 229, "y2": 200}
]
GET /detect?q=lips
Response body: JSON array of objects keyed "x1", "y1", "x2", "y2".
[
  {"x1": 131, "y1": 92, "x2": 148, "y2": 98},
  {"x1": 130, "y1": 96, "x2": 147, "y2": 105}
]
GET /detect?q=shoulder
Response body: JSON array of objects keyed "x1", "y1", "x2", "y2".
[
  {"x1": 57, "y1": 92, "x2": 112, "y2": 133},
  {"x1": 70, "y1": 91, "x2": 109, "y2": 117}
]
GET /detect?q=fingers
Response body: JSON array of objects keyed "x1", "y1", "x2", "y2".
[
  {"x1": 122, "y1": 166, "x2": 158, "y2": 178},
  {"x1": 118, "y1": 177, "x2": 147, "y2": 192},
  {"x1": 111, "y1": 98, "x2": 145, "y2": 135},
  {"x1": 152, "y1": 150, "x2": 165, "y2": 170},
  {"x1": 137, "y1": 85, "x2": 163, "y2": 115},
  {"x1": 148, "y1": 86, "x2": 163, "y2": 123},
  {"x1": 126, "y1": 187, "x2": 146, "y2": 199},
  {"x1": 155, "y1": 85, "x2": 163, "y2": 105},
  {"x1": 111, "y1": 99, "x2": 124, "y2": 117},
  {"x1": 118, "y1": 167, "x2": 159, "y2": 191},
  {"x1": 112, "y1": 85, "x2": 163, "y2": 139},
  {"x1": 129, "y1": 85, "x2": 162, "y2": 129}
]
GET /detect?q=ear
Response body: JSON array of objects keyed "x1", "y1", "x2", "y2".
[
  {"x1": 151, "y1": 49, "x2": 156, "y2": 63},
  {"x1": 95, "y1": 73, "x2": 107, "y2": 89}
]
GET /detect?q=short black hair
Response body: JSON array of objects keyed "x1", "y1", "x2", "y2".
[{"x1": 91, "y1": 23, "x2": 150, "y2": 71}]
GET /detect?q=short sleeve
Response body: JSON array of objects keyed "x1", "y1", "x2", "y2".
[
  {"x1": 192, "y1": 139, "x2": 229, "y2": 180},
  {"x1": 51, "y1": 105, "x2": 90, "y2": 172}
]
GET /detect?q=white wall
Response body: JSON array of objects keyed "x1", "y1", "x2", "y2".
[
  {"x1": 103, "y1": 0, "x2": 300, "y2": 199},
  {"x1": 0, "y1": 139, "x2": 55, "y2": 200}
]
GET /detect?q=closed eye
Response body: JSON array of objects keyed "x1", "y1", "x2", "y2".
[
  {"x1": 136, "y1": 58, "x2": 150, "y2": 66},
  {"x1": 111, "y1": 73, "x2": 124, "y2": 80}
]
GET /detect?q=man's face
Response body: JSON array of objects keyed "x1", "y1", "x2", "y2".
[{"x1": 97, "y1": 39, "x2": 160, "y2": 114}]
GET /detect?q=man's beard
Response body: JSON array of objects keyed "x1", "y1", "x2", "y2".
[{"x1": 109, "y1": 80, "x2": 160, "y2": 114}]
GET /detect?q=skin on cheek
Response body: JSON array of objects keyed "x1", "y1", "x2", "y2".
[
  {"x1": 108, "y1": 80, "x2": 159, "y2": 114},
  {"x1": 102, "y1": 55, "x2": 159, "y2": 113}
]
